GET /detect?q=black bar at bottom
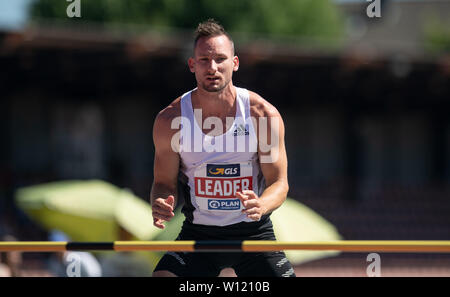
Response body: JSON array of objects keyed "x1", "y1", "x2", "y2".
[
  {"x1": 66, "y1": 242, "x2": 115, "y2": 251},
  {"x1": 194, "y1": 240, "x2": 243, "y2": 251}
]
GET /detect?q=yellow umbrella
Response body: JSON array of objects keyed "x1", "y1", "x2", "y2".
[
  {"x1": 271, "y1": 198, "x2": 342, "y2": 265},
  {"x1": 15, "y1": 180, "x2": 167, "y2": 274},
  {"x1": 15, "y1": 180, "x2": 162, "y2": 242}
]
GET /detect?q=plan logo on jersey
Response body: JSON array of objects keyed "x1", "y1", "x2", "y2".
[
  {"x1": 233, "y1": 124, "x2": 249, "y2": 136},
  {"x1": 207, "y1": 164, "x2": 240, "y2": 177},
  {"x1": 208, "y1": 199, "x2": 241, "y2": 210}
]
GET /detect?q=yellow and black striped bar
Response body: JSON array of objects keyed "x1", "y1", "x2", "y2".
[{"x1": 1, "y1": 240, "x2": 450, "y2": 253}]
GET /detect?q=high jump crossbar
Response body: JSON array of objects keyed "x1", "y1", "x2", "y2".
[{"x1": 1, "y1": 240, "x2": 450, "y2": 253}]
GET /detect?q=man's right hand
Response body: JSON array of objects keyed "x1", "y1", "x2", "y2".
[{"x1": 152, "y1": 195, "x2": 175, "y2": 229}]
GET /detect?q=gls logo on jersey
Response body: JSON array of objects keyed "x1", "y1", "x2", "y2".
[
  {"x1": 207, "y1": 164, "x2": 240, "y2": 177},
  {"x1": 208, "y1": 199, "x2": 241, "y2": 210}
]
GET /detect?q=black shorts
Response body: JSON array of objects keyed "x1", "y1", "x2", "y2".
[{"x1": 153, "y1": 218, "x2": 296, "y2": 277}]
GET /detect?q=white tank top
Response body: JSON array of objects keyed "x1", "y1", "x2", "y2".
[{"x1": 178, "y1": 87, "x2": 266, "y2": 226}]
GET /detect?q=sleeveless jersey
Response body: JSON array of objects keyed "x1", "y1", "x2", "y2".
[{"x1": 177, "y1": 87, "x2": 266, "y2": 226}]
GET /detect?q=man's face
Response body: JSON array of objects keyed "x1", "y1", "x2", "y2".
[{"x1": 188, "y1": 35, "x2": 239, "y2": 93}]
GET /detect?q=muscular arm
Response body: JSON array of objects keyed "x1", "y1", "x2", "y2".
[
  {"x1": 237, "y1": 93, "x2": 289, "y2": 220},
  {"x1": 150, "y1": 100, "x2": 181, "y2": 229},
  {"x1": 257, "y1": 111, "x2": 288, "y2": 215}
]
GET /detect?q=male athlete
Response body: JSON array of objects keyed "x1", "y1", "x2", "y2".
[{"x1": 151, "y1": 19, "x2": 295, "y2": 277}]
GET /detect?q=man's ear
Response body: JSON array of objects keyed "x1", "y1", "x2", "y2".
[
  {"x1": 188, "y1": 57, "x2": 195, "y2": 73},
  {"x1": 233, "y1": 56, "x2": 239, "y2": 72}
]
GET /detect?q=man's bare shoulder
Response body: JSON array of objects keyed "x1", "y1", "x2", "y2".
[
  {"x1": 248, "y1": 91, "x2": 281, "y2": 119},
  {"x1": 153, "y1": 97, "x2": 182, "y2": 138},
  {"x1": 156, "y1": 97, "x2": 182, "y2": 123}
]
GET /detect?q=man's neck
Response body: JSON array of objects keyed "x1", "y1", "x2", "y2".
[{"x1": 192, "y1": 84, "x2": 236, "y2": 113}]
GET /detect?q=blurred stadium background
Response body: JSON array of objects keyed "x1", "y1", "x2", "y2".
[{"x1": 1, "y1": 0, "x2": 450, "y2": 276}]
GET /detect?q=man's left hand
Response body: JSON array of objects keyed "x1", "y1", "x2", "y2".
[{"x1": 236, "y1": 190, "x2": 267, "y2": 221}]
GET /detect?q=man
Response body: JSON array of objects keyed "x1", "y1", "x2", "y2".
[{"x1": 151, "y1": 19, "x2": 295, "y2": 277}]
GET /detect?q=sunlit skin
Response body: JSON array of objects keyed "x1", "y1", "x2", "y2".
[
  {"x1": 189, "y1": 35, "x2": 238, "y2": 93},
  {"x1": 188, "y1": 36, "x2": 239, "y2": 125}
]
